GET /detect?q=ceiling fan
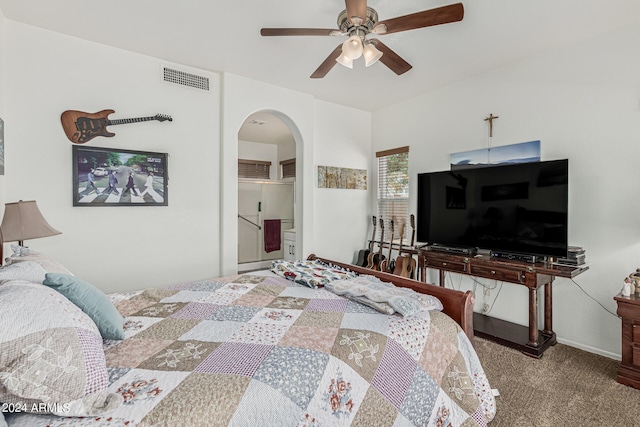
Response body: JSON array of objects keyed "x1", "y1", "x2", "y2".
[{"x1": 261, "y1": 0, "x2": 464, "y2": 78}]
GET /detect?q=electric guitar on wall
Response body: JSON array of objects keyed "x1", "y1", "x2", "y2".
[{"x1": 61, "y1": 109, "x2": 173, "y2": 144}]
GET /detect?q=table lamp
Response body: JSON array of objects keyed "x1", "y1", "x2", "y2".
[{"x1": 0, "y1": 200, "x2": 61, "y2": 263}]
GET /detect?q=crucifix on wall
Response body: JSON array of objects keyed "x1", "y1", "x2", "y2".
[{"x1": 484, "y1": 113, "x2": 499, "y2": 138}]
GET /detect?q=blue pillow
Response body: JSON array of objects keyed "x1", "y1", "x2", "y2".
[{"x1": 43, "y1": 273, "x2": 124, "y2": 340}]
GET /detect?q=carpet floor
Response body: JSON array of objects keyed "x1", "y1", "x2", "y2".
[{"x1": 474, "y1": 338, "x2": 640, "y2": 426}]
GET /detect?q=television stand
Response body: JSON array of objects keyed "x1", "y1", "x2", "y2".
[{"x1": 418, "y1": 250, "x2": 588, "y2": 358}]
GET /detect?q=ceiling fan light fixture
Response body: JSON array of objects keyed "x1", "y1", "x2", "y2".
[
  {"x1": 371, "y1": 23, "x2": 388, "y2": 35},
  {"x1": 363, "y1": 42, "x2": 383, "y2": 67},
  {"x1": 336, "y1": 52, "x2": 353, "y2": 69},
  {"x1": 342, "y1": 35, "x2": 363, "y2": 60}
]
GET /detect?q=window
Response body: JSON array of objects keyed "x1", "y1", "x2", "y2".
[
  {"x1": 377, "y1": 146, "x2": 409, "y2": 241},
  {"x1": 280, "y1": 158, "x2": 296, "y2": 179},
  {"x1": 238, "y1": 159, "x2": 271, "y2": 179}
]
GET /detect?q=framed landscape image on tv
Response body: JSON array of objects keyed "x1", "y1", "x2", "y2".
[{"x1": 73, "y1": 145, "x2": 168, "y2": 207}]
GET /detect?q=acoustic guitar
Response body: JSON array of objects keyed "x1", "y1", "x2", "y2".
[
  {"x1": 379, "y1": 219, "x2": 395, "y2": 273},
  {"x1": 392, "y1": 222, "x2": 407, "y2": 276},
  {"x1": 365, "y1": 217, "x2": 379, "y2": 269},
  {"x1": 369, "y1": 219, "x2": 386, "y2": 271},
  {"x1": 356, "y1": 216, "x2": 377, "y2": 267},
  {"x1": 400, "y1": 214, "x2": 418, "y2": 279},
  {"x1": 61, "y1": 109, "x2": 172, "y2": 144}
]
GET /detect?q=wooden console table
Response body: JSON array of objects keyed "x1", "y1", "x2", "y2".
[{"x1": 419, "y1": 250, "x2": 589, "y2": 358}]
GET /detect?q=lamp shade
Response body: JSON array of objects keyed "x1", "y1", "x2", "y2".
[
  {"x1": 363, "y1": 43, "x2": 383, "y2": 67},
  {"x1": 336, "y1": 52, "x2": 354, "y2": 69},
  {"x1": 0, "y1": 200, "x2": 61, "y2": 243},
  {"x1": 342, "y1": 35, "x2": 363, "y2": 60}
]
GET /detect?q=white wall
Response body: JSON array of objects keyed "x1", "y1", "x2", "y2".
[
  {"x1": 372, "y1": 21, "x2": 640, "y2": 358},
  {"x1": 220, "y1": 75, "x2": 314, "y2": 275},
  {"x1": 2, "y1": 21, "x2": 373, "y2": 291},
  {"x1": 313, "y1": 100, "x2": 372, "y2": 263},
  {"x1": 220, "y1": 75, "x2": 372, "y2": 275},
  {"x1": 4, "y1": 21, "x2": 222, "y2": 292}
]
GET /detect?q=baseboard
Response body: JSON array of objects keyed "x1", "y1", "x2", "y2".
[
  {"x1": 556, "y1": 337, "x2": 621, "y2": 361},
  {"x1": 238, "y1": 260, "x2": 272, "y2": 273}
]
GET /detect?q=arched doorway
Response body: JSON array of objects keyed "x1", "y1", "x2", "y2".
[{"x1": 237, "y1": 111, "x2": 297, "y2": 272}]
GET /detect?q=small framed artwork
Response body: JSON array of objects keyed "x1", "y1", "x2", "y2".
[
  {"x1": 317, "y1": 165, "x2": 367, "y2": 189},
  {"x1": 450, "y1": 140, "x2": 541, "y2": 170},
  {"x1": 72, "y1": 145, "x2": 168, "y2": 206}
]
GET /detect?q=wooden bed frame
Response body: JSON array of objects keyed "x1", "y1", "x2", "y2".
[{"x1": 307, "y1": 254, "x2": 475, "y2": 343}]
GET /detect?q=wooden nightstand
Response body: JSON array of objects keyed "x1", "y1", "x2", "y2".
[{"x1": 614, "y1": 293, "x2": 640, "y2": 389}]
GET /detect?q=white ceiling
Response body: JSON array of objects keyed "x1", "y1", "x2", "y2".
[
  {"x1": 1, "y1": 1, "x2": 639, "y2": 112},
  {"x1": 238, "y1": 111, "x2": 295, "y2": 145}
]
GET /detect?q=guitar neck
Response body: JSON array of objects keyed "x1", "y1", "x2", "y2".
[
  {"x1": 107, "y1": 116, "x2": 159, "y2": 126},
  {"x1": 377, "y1": 220, "x2": 385, "y2": 256}
]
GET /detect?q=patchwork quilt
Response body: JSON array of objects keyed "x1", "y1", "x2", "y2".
[{"x1": 7, "y1": 272, "x2": 495, "y2": 427}]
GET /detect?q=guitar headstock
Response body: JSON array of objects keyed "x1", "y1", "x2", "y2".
[
  {"x1": 410, "y1": 214, "x2": 416, "y2": 246},
  {"x1": 372, "y1": 215, "x2": 377, "y2": 227},
  {"x1": 154, "y1": 114, "x2": 173, "y2": 122},
  {"x1": 400, "y1": 222, "x2": 406, "y2": 238}
]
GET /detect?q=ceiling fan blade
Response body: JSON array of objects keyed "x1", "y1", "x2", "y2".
[
  {"x1": 373, "y1": 3, "x2": 464, "y2": 35},
  {"x1": 310, "y1": 45, "x2": 343, "y2": 79},
  {"x1": 370, "y1": 39, "x2": 412, "y2": 75},
  {"x1": 345, "y1": 0, "x2": 368, "y2": 25},
  {"x1": 261, "y1": 28, "x2": 341, "y2": 36}
]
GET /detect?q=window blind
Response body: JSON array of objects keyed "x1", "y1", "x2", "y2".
[
  {"x1": 376, "y1": 146, "x2": 409, "y2": 242},
  {"x1": 238, "y1": 159, "x2": 271, "y2": 179},
  {"x1": 280, "y1": 158, "x2": 296, "y2": 179}
]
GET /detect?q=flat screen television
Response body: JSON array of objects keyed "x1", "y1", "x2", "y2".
[{"x1": 417, "y1": 159, "x2": 568, "y2": 258}]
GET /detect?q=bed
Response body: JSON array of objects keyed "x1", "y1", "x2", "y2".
[{"x1": 0, "y1": 250, "x2": 495, "y2": 426}]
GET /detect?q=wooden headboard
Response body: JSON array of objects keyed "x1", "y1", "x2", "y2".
[{"x1": 306, "y1": 254, "x2": 475, "y2": 343}]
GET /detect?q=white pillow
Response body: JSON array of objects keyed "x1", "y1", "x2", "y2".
[
  {"x1": 0, "y1": 261, "x2": 47, "y2": 284},
  {"x1": 0, "y1": 280, "x2": 122, "y2": 416},
  {"x1": 5, "y1": 248, "x2": 72, "y2": 275}
]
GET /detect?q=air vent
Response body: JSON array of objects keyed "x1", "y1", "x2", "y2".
[{"x1": 162, "y1": 67, "x2": 210, "y2": 91}]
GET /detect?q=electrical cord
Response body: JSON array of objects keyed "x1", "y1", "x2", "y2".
[
  {"x1": 486, "y1": 281, "x2": 504, "y2": 315},
  {"x1": 477, "y1": 278, "x2": 618, "y2": 318},
  {"x1": 571, "y1": 278, "x2": 619, "y2": 318},
  {"x1": 443, "y1": 271, "x2": 501, "y2": 314},
  {"x1": 440, "y1": 271, "x2": 619, "y2": 319},
  {"x1": 443, "y1": 271, "x2": 497, "y2": 291},
  {"x1": 470, "y1": 276, "x2": 500, "y2": 290}
]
